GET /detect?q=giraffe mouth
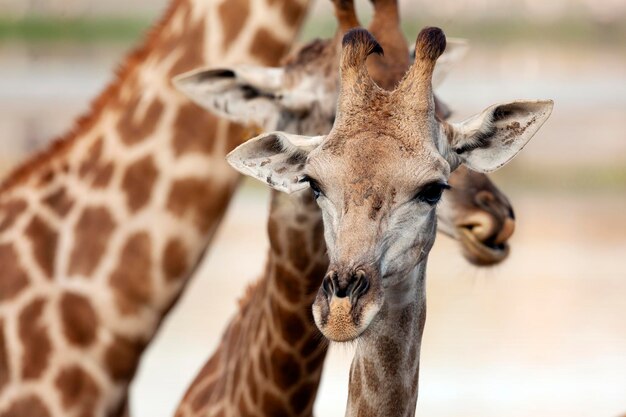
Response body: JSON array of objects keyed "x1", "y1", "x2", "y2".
[{"x1": 457, "y1": 226, "x2": 510, "y2": 266}]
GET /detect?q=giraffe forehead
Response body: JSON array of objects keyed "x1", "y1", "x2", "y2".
[
  {"x1": 316, "y1": 122, "x2": 442, "y2": 171},
  {"x1": 310, "y1": 143, "x2": 446, "y2": 202}
]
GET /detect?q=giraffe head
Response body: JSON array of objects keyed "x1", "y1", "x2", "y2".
[
  {"x1": 175, "y1": 1, "x2": 517, "y2": 266},
  {"x1": 225, "y1": 28, "x2": 553, "y2": 341}
]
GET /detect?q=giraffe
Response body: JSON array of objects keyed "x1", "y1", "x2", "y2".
[
  {"x1": 174, "y1": 189, "x2": 329, "y2": 417},
  {"x1": 225, "y1": 27, "x2": 553, "y2": 416},
  {"x1": 176, "y1": 1, "x2": 514, "y2": 268},
  {"x1": 0, "y1": 0, "x2": 311, "y2": 415},
  {"x1": 174, "y1": 1, "x2": 519, "y2": 416}
]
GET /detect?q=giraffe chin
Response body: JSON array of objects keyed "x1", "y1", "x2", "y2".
[{"x1": 312, "y1": 295, "x2": 382, "y2": 342}]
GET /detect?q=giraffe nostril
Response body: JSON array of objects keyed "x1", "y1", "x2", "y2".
[
  {"x1": 322, "y1": 272, "x2": 336, "y2": 298},
  {"x1": 349, "y1": 270, "x2": 369, "y2": 304}
]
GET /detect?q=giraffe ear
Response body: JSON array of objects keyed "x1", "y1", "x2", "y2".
[
  {"x1": 410, "y1": 37, "x2": 468, "y2": 88},
  {"x1": 227, "y1": 132, "x2": 325, "y2": 193},
  {"x1": 174, "y1": 66, "x2": 286, "y2": 129},
  {"x1": 173, "y1": 66, "x2": 319, "y2": 131},
  {"x1": 445, "y1": 100, "x2": 553, "y2": 172}
]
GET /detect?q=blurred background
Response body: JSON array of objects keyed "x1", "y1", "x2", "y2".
[{"x1": 0, "y1": 0, "x2": 625, "y2": 416}]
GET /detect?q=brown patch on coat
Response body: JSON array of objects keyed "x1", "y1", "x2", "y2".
[
  {"x1": 231, "y1": 358, "x2": 243, "y2": 398},
  {"x1": 0, "y1": 321, "x2": 8, "y2": 393},
  {"x1": 0, "y1": 244, "x2": 29, "y2": 301},
  {"x1": 18, "y1": 298, "x2": 51, "y2": 379},
  {"x1": 225, "y1": 120, "x2": 249, "y2": 149},
  {"x1": 376, "y1": 335, "x2": 401, "y2": 376},
  {"x1": 166, "y1": 178, "x2": 233, "y2": 233},
  {"x1": 121, "y1": 155, "x2": 158, "y2": 212},
  {"x1": 42, "y1": 187, "x2": 75, "y2": 217},
  {"x1": 269, "y1": 346, "x2": 301, "y2": 390},
  {"x1": 357, "y1": 400, "x2": 376, "y2": 417},
  {"x1": 301, "y1": 330, "x2": 325, "y2": 357},
  {"x1": 55, "y1": 365, "x2": 100, "y2": 413},
  {"x1": 273, "y1": 303, "x2": 306, "y2": 345},
  {"x1": 273, "y1": 262, "x2": 302, "y2": 304},
  {"x1": 286, "y1": 227, "x2": 309, "y2": 271},
  {"x1": 109, "y1": 232, "x2": 152, "y2": 315},
  {"x1": 167, "y1": 13, "x2": 206, "y2": 78},
  {"x1": 408, "y1": 340, "x2": 418, "y2": 370},
  {"x1": 78, "y1": 139, "x2": 104, "y2": 178},
  {"x1": 0, "y1": 199, "x2": 27, "y2": 233},
  {"x1": 398, "y1": 302, "x2": 415, "y2": 334},
  {"x1": 91, "y1": 161, "x2": 114, "y2": 189},
  {"x1": 37, "y1": 169, "x2": 55, "y2": 187},
  {"x1": 218, "y1": 0, "x2": 249, "y2": 50},
  {"x1": 162, "y1": 238, "x2": 188, "y2": 282},
  {"x1": 246, "y1": 361, "x2": 259, "y2": 403},
  {"x1": 117, "y1": 96, "x2": 164, "y2": 146},
  {"x1": 258, "y1": 346, "x2": 270, "y2": 379},
  {"x1": 350, "y1": 360, "x2": 363, "y2": 399},
  {"x1": 363, "y1": 358, "x2": 380, "y2": 388},
  {"x1": 268, "y1": 0, "x2": 306, "y2": 23},
  {"x1": 267, "y1": 216, "x2": 283, "y2": 256},
  {"x1": 305, "y1": 342, "x2": 328, "y2": 375},
  {"x1": 104, "y1": 335, "x2": 143, "y2": 381},
  {"x1": 68, "y1": 206, "x2": 116, "y2": 277},
  {"x1": 171, "y1": 102, "x2": 217, "y2": 157},
  {"x1": 190, "y1": 378, "x2": 219, "y2": 413},
  {"x1": 249, "y1": 28, "x2": 289, "y2": 66},
  {"x1": 237, "y1": 389, "x2": 253, "y2": 416},
  {"x1": 25, "y1": 216, "x2": 57, "y2": 279},
  {"x1": 59, "y1": 292, "x2": 98, "y2": 347},
  {"x1": 261, "y1": 390, "x2": 290, "y2": 417},
  {"x1": 0, "y1": 394, "x2": 50, "y2": 417},
  {"x1": 290, "y1": 381, "x2": 317, "y2": 414}
]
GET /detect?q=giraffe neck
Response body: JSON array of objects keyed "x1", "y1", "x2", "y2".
[
  {"x1": 0, "y1": 0, "x2": 308, "y2": 415},
  {"x1": 346, "y1": 263, "x2": 427, "y2": 417},
  {"x1": 176, "y1": 190, "x2": 329, "y2": 417}
]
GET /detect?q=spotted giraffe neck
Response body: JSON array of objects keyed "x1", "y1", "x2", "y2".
[
  {"x1": 346, "y1": 264, "x2": 426, "y2": 417},
  {"x1": 0, "y1": 0, "x2": 308, "y2": 416},
  {"x1": 175, "y1": 190, "x2": 328, "y2": 417}
]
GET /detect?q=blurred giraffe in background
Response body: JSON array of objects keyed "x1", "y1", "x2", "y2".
[
  {"x1": 173, "y1": 1, "x2": 516, "y2": 416},
  {"x1": 0, "y1": 0, "x2": 311, "y2": 415}
]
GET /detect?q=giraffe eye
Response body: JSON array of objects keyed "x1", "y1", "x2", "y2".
[
  {"x1": 301, "y1": 175, "x2": 324, "y2": 199},
  {"x1": 414, "y1": 182, "x2": 450, "y2": 205}
]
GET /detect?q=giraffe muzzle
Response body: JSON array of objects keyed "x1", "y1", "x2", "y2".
[{"x1": 313, "y1": 267, "x2": 383, "y2": 342}]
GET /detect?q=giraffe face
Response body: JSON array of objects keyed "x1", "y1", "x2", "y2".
[{"x1": 226, "y1": 28, "x2": 553, "y2": 342}]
